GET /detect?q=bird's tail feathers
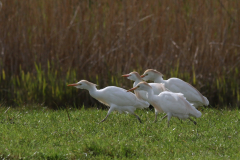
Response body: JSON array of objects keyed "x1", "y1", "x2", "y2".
[
  {"x1": 188, "y1": 103, "x2": 202, "y2": 118},
  {"x1": 136, "y1": 99, "x2": 150, "y2": 109},
  {"x1": 185, "y1": 98, "x2": 202, "y2": 118},
  {"x1": 192, "y1": 109, "x2": 202, "y2": 118},
  {"x1": 203, "y1": 96, "x2": 209, "y2": 106}
]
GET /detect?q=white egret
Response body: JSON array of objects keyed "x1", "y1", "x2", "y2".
[
  {"x1": 67, "y1": 80, "x2": 149, "y2": 123},
  {"x1": 127, "y1": 82, "x2": 202, "y2": 127},
  {"x1": 122, "y1": 72, "x2": 169, "y2": 122},
  {"x1": 141, "y1": 69, "x2": 209, "y2": 108}
]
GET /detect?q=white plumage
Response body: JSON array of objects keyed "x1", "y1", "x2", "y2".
[
  {"x1": 141, "y1": 69, "x2": 209, "y2": 108},
  {"x1": 68, "y1": 80, "x2": 148, "y2": 123},
  {"x1": 122, "y1": 72, "x2": 169, "y2": 121},
  {"x1": 128, "y1": 82, "x2": 202, "y2": 127}
]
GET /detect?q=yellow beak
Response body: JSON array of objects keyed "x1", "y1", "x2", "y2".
[
  {"x1": 122, "y1": 74, "x2": 130, "y2": 77},
  {"x1": 67, "y1": 83, "x2": 78, "y2": 86},
  {"x1": 127, "y1": 86, "x2": 138, "y2": 92}
]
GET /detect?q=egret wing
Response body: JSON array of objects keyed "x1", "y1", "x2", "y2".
[
  {"x1": 98, "y1": 86, "x2": 138, "y2": 106},
  {"x1": 158, "y1": 92, "x2": 191, "y2": 115},
  {"x1": 166, "y1": 78, "x2": 206, "y2": 104},
  {"x1": 149, "y1": 83, "x2": 166, "y2": 95}
]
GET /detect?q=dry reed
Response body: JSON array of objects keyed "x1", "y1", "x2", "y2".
[{"x1": 0, "y1": 0, "x2": 239, "y2": 107}]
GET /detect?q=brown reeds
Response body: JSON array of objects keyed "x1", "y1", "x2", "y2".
[{"x1": 0, "y1": 0, "x2": 240, "y2": 107}]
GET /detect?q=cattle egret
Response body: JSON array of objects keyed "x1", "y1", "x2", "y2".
[
  {"x1": 127, "y1": 82, "x2": 202, "y2": 127},
  {"x1": 141, "y1": 69, "x2": 209, "y2": 108},
  {"x1": 122, "y1": 72, "x2": 169, "y2": 122},
  {"x1": 67, "y1": 80, "x2": 149, "y2": 123}
]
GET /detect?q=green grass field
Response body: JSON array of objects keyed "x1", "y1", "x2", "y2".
[{"x1": 0, "y1": 106, "x2": 239, "y2": 159}]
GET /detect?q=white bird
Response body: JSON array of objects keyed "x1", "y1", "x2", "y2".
[
  {"x1": 127, "y1": 82, "x2": 202, "y2": 127},
  {"x1": 141, "y1": 69, "x2": 209, "y2": 108},
  {"x1": 122, "y1": 72, "x2": 169, "y2": 122},
  {"x1": 67, "y1": 80, "x2": 149, "y2": 123}
]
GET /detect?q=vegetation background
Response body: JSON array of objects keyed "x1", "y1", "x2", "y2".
[
  {"x1": 0, "y1": 1, "x2": 240, "y2": 159},
  {"x1": 0, "y1": 0, "x2": 239, "y2": 108}
]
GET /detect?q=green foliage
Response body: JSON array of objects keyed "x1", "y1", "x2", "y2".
[
  {"x1": 0, "y1": 64, "x2": 80, "y2": 108},
  {"x1": 0, "y1": 106, "x2": 240, "y2": 159},
  {"x1": 0, "y1": 63, "x2": 239, "y2": 108}
]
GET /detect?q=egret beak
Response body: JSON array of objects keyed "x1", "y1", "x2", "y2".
[
  {"x1": 127, "y1": 86, "x2": 138, "y2": 92},
  {"x1": 140, "y1": 75, "x2": 146, "y2": 78},
  {"x1": 67, "y1": 83, "x2": 78, "y2": 87},
  {"x1": 122, "y1": 74, "x2": 130, "y2": 77}
]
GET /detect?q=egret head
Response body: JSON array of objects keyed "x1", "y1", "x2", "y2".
[
  {"x1": 141, "y1": 69, "x2": 163, "y2": 81},
  {"x1": 67, "y1": 80, "x2": 97, "y2": 90},
  {"x1": 122, "y1": 72, "x2": 142, "y2": 81},
  {"x1": 127, "y1": 81, "x2": 152, "y2": 92}
]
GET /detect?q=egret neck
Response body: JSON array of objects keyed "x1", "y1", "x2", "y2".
[
  {"x1": 154, "y1": 76, "x2": 165, "y2": 84},
  {"x1": 86, "y1": 85, "x2": 98, "y2": 98},
  {"x1": 143, "y1": 87, "x2": 155, "y2": 102},
  {"x1": 133, "y1": 78, "x2": 143, "y2": 87}
]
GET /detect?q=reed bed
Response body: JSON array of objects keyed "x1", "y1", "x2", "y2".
[{"x1": 0, "y1": 0, "x2": 239, "y2": 108}]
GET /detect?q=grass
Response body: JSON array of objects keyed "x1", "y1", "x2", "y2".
[{"x1": 0, "y1": 105, "x2": 240, "y2": 159}]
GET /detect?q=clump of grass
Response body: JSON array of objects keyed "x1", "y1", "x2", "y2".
[{"x1": 0, "y1": 105, "x2": 239, "y2": 159}]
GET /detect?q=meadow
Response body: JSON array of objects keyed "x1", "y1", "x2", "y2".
[{"x1": 0, "y1": 105, "x2": 240, "y2": 159}]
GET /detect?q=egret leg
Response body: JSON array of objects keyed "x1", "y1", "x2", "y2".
[
  {"x1": 154, "y1": 114, "x2": 157, "y2": 123},
  {"x1": 189, "y1": 118, "x2": 197, "y2": 125},
  {"x1": 133, "y1": 113, "x2": 142, "y2": 123},
  {"x1": 161, "y1": 114, "x2": 167, "y2": 121},
  {"x1": 177, "y1": 118, "x2": 182, "y2": 123},
  {"x1": 167, "y1": 113, "x2": 172, "y2": 127},
  {"x1": 154, "y1": 112, "x2": 158, "y2": 123},
  {"x1": 125, "y1": 107, "x2": 142, "y2": 123},
  {"x1": 99, "y1": 107, "x2": 114, "y2": 123},
  {"x1": 99, "y1": 115, "x2": 109, "y2": 123}
]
